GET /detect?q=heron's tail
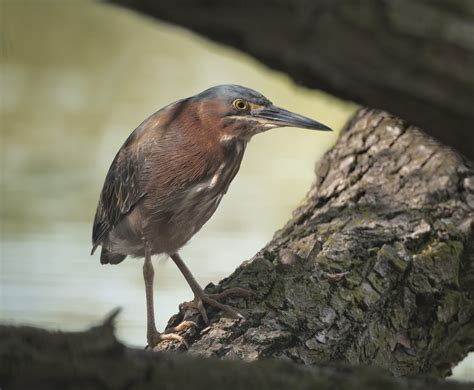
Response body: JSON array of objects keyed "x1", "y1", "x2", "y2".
[{"x1": 100, "y1": 246, "x2": 126, "y2": 265}]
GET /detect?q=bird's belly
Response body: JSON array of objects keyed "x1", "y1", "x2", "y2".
[
  {"x1": 107, "y1": 193, "x2": 221, "y2": 257},
  {"x1": 145, "y1": 155, "x2": 243, "y2": 255},
  {"x1": 145, "y1": 190, "x2": 224, "y2": 255}
]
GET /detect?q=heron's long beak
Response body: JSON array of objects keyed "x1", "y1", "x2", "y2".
[{"x1": 252, "y1": 105, "x2": 332, "y2": 131}]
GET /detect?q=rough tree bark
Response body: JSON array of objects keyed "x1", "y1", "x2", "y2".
[
  {"x1": 108, "y1": 0, "x2": 474, "y2": 161},
  {"x1": 1, "y1": 109, "x2": 473, "y2": 389},
  {"x1": 154, "y1": 109, "x2": 474, "y2": 378}
]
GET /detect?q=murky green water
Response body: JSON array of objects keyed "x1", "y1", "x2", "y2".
[{"x1": 1, "y1": 0, "x2": 472, "y2": 380}]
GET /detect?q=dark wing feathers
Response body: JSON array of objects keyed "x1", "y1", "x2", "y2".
[{"x1": 91, "y1": 129, "x2": 149, "y2": 252}]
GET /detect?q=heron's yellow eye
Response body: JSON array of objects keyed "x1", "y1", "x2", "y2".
[{"x1": 233, "y1": 99, "x2": 249, "y2": 111}]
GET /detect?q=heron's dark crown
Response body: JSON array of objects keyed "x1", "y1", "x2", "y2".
[{"x1": 195, "y1": 84, "x2": 272, "y2": 107}]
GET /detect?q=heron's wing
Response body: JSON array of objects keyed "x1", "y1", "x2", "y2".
[{"x1": 91, "y1": 127, "x2": 150, "y2": 253}]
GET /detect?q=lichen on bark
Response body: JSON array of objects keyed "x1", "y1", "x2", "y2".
[{"x1": 158, "y1": 109, "x2": 474, "y2": 378}]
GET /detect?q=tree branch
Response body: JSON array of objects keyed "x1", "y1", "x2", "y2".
[
  {"x1": 1, "y1": 110, "x2": 473, "y2": 388},
  {"x1": 156, "y1": 109, "x2": 474, "y2": 379},
  {"x1": 108, "y1": 0, "x2": 474, "y2": 161},
  {"x1": 0, "y1": 311, "x2": 471, "y2": 390}
]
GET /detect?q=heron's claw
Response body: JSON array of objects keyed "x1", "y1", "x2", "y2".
[{"x1": 147, "y1": 330, "x2": 189, "y2": 350}]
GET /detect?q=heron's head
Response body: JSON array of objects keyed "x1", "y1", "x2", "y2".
[{"x1": 192, "y1": 84, "x2": 332, "y2": 143}]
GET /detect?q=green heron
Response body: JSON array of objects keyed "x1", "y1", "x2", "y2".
[{"x1": 91, "y1": 85, "x2": 331, "y2": 348}]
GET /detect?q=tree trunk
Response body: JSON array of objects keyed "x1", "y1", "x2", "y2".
[
  {"x1": 108, "y1": 0, "x2": 474, "y2": 161},
  {"x1": 155, "y1": 109, "x2": 474, "y2": 378},
  {"x1": 1, "y1": 109, "x2": 473, "y2": 389}
]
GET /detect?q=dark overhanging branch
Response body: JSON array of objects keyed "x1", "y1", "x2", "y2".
[{"x1": 107, "y1": 0, "x2": 474, "y2": 161}]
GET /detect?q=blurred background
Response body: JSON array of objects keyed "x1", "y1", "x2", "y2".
[
  {"x1": 0, "y1": 0, "x2": 471, "y2": 380},
  {"x1": 0, "y1": 0, "x2": 354, "y2": 343}
]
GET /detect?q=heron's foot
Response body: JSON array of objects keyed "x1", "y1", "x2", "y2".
[
  {"x1": 147, "y1": 330, "x2": 189, "y2": 350},
  {"x1": 181, "y1": 287, "x2": 253, "y2": 324}
]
